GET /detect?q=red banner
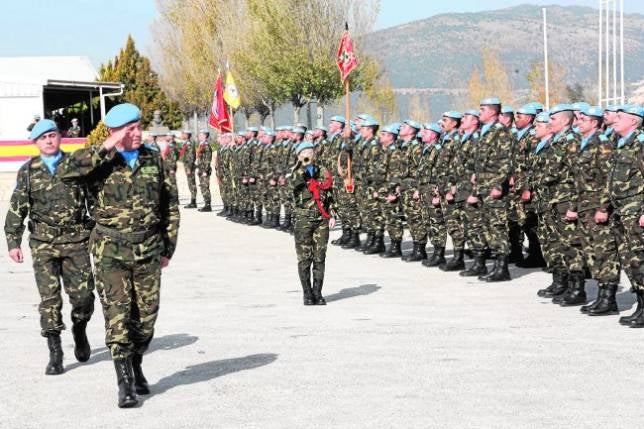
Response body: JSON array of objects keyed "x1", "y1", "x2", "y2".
[
  {"x1": 336, "y1": 29, "x2": 358, "y2": 82},
  {"x1": 208, "y1": 73, "x2": 232, "y2": 132}
]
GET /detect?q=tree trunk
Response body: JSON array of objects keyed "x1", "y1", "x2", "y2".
[{"x1": 293, "y1": 105, "x2": 301, "y2": 124}]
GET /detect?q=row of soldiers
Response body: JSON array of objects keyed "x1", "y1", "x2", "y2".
[{"x1": 212, "y1": 98, "x2": 644, "y2": 328}]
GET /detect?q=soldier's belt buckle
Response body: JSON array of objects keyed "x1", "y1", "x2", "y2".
[{"x1": 130, "y1": 231, "x2": 148, "y2": 242}]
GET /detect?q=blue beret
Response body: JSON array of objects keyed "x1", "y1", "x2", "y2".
[
  {"x1": 526, "y1": 102, "x2": 544, "y2": 111},
  {"x1": 283, "y1": 126, "x2": 293, "y2": 131},
  {"x1": 535, "y1": 112, "x2": 550, "y2": 123},
  {"x1": 580, "y1": 106, "x2": 604, "y2": 118},
  {"x1": 423, "y1": 122, "x2": 442, "y2": 134},
  {"x1": 305, "y1": 130, "x2": 314, "y2": 135},
  {"x1": 104, "y1": 103, "x2": 141, "y2": 128},
  {"x1": 182, "y1": 129, "x2": 192, "y2": 134},
  {"x1": 329, "y1": 115, "x2": 346, "y2": 124},
  {"x1": 361, "y1": 117, "x2": 379, "y2": 127},
  {"x1": 350, "y1": 120, "x2": 359, "y2": 133},
  {"x1": 30, "y1": 119, "x2": 58, "y2": 140},
  {"x1": 246, "y1": 126, "x2": 259, "y2": 132},
  {"x1": 501, "y1": 106, "x2": 514, "y2": 114},
  {"x1": 550, "y1": 103, "x2": 573, "y2": 114},
  {"x1": 292, "y1": 127, "x2": 306, "y2": 134},
  {"x1": 315, "y1": 126, "x2": 328, "y2": 132},
  {"x1": 236, "y1": 131, "x2": 246, "y2": 136},
  {"x1": 357, "y1": 113, "x2": 373, "y2": 121},
  {"x1": 443, "y1": 111, "x2": 462, "y2": 120},
  {"x1": 381, "y1": 124, "x2": 399, "y2": 135},
  {"x1": 294, "y1": 122, "x2": 307, "y2": 128},
  {"x1": 199, "y1": 129, "x2": 210, "y2": 134},
  {"x1": 622, "y1": 105, "x2": 644, "y2": 118},
  {"x1": 517, "y1": 105, "x2": 538, "y2": 115},
  {"x1": 605, "y1": 104, "x2": 622, "y2": 112},
  {"x1": 275, "y1": 126, "x2": 284, "y2": 131},
  {"x1": 295, "y1": 141, "x2": 315, "y2": 154},
  {"x1": 463, "y1": 109, "x2": 480, "y2": 118},
  {"x1": 480, "y1": 97, "x2": 501, "y2": 105},
  {"x1": 571, "y1": 102, "x2": 590, "y2": 111},
  {"x1": 264, "y1": 128, "x2": 276, "y2": 136},
  {"x1": 403, "y1": 119, "x2": 421, "y2": 130}
]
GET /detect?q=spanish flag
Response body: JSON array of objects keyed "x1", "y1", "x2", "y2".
[{"x1": 224, "y1": 62, "x2": 241, "y2": 110}]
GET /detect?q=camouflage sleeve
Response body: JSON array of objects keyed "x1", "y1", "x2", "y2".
[
  {"x1": 490, "y1": 128, "x2": 513, "y2": 191},
  {"x1": 371, "y1": 146, "x2": 387, "y2": 187},
  {"x1": 3, "y1": 164, "x2": 30, "y2": 249},
  {"x1": 59, "y1": 145, "x2": 110, "y2": 181},
  {"x1": 159, "y1": 156, "x2": 180, "y2": 259},
  {"x1": 598, "y1": 140, "x2": 615, "y2": 211}
]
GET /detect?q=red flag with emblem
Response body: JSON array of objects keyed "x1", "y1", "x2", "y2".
[
  {"x1": 336, "y1": 24, "x2": 358, "y2": 82},
  {"x1": 208, "y1": 72, "x2": 231, "y2": 132}
]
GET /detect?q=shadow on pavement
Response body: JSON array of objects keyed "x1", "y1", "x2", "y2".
[
  {"x1": 143, "y1": 353, "x2": 278, "y2": 401},
  {"x1": 65, "y1": 333, "x2": 199, "y2": 372},
  {"x1": 325, "y1": 284, "x2": 380, "y2": 303}
]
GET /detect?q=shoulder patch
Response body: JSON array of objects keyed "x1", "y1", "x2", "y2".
[
  {"x1": 140, "y1": 165, "x2": 159, "y2": 175},
  {"x1": 566, "y1": 134, "x2": 575, "y2": 141},
  {"x1": 599, "y1": 134, "x2": 608, "y2": 142},
  {"x1": 495, "y1": 123, "x2": 503, "y2": 129},
  {"x1": 637, "y1": 133, "x2": 644, "y2": 143},
  {"x1": 473, "y1": 132, "x2": 479, "y2": 139}
]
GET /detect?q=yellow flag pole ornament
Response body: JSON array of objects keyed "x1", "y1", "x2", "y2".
[{"x1": 224, "y1": 61, "x2": 241, "y2": 110}]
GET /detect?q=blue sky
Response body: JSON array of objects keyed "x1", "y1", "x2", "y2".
[{"x1": 1, "y1": 0, "x2": 643, "y2": 69}]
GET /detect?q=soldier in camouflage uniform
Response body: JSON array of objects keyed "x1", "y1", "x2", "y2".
[
  {"x1": 196, "y1": 129, "x2": 213, "y2": 212},
  {"x1": 260, "y1": 129, "x2": 281, "y2": 228},
  {"x1": 418, "y1": 122, "x2": 447, "y2": 267},
  {"x1": 67, "y1": 118, "x2": 81, "y2": 137},
  {"x1": 566, "y1": 106, "x2": 621, "y2": 315},
  {"x1": 248, "y1": 127, "x2": 265, "y2": 225},
  {"x1": 59, "y1": 103, "x2": 180, "y2": 408},
  {"x1": 357, "y1": 118, "x2": 385, "y2": 254},
  {"x1": 160, "y1": 131, "x2": 179, "y2": 177},
  {"x1": 436, "y1": 111, "x2": 466, "y2": 271},
  {"x1": 229, "y1": 132, "x2": 247, "y2": 221},
  {"x1": 291, "y1": 141, "x2": 336, "y2": 305},
  {"x1": 313, "y1": 126, "x2": 330, "y2": 170},
  {"x1": 470, "y1": 98, "x2": 513, "y2": 281},
  {"x1": 276, "y1": 127, "x2": 294, "y2": 230},
  {"x1": 238, "y1": 127, "x2": 258, "y2": 224},
  {"x1": 4, "y1": 119, "x2": 95, "y2": 375},
  {"x1": 180, "y1": 130, "x2": 198, "y2": 208},
  {"x1": 608, "y1": 106, "x2": 644, "y2": 327},
  {"x1": 398, "y1": 119, "x2": 426, "y2": 262},
  {"x1": 601, "y1": 105, "x2": 621, "y2": 145}
]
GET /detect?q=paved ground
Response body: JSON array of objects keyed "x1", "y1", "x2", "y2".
[{"x1": 1, "y1": 169, "x2": 643, "y2": 428}]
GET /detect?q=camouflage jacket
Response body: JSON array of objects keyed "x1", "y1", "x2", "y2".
[
  {"x1": 417, "y1": 143, "x2": 442, "y2": 196},
  {"x1": 59, "y1": 144, "x2": 180, "y2": 261},
  {"x1": 434, "y1": 130, "x2": 460, "y2": 196},
  {"x1": 291, "y1": 164, "x2": 335, "y2": 218},
  {"x1": 473, "y1": 121, "x2": 512, "y2": 196},
  {"x1": 4, "y1": 152, "x2": 93, "y2": 249},
  {"x1": 249, "y1": 141, "x2": 264, "y2": 178},
  {"x1": 400, "y1": 139, "x2": 423, "y2": 192},
  {"x1": 362, "y1": 138, "x2": 384, "y2": 188},
  {"x1": 196, "y1": 142, "x2": 213, "y2": 175},
  {"x1": 513, "y1": 127, "x2": 538, "y2": 194},
  {"x1": 163, "y1": 142, "x2": 179, "y2": 174},
  {"x1": 608, "y1": 130, "x2": 644, "y2": 215},
  {"x1": 451, "y1": 131, "x2": 479, "y2": 201},
  {"x1": 572, "y1": 131, "x2": 614, "y2": 213},
  {"x1": 67, "y1": 125, "x2": 81, "y2": 138},
  {"x1": 182, "y1": 140, "x2": 197, "y2": 168}
]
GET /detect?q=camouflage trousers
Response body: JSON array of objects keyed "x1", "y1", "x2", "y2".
[
  {"x1": 402, "y1": 189, "x2": 426, "y2": 243},
  {"x1": 464, "y1": 201, "x2": 487, "y2": 251},
  {"x1": 578, "y1": 210, "x2": 621, "y2": 284},
  {"x1": 249, "y1": 180, "x2": 263, "y2": 212},
  {"x1": 30, "y1": 239, "x2": 95, "y2": 337},
  {"x1": 481, "y1": 195, "x2": 509, "y2": 256},
  {"x1": 551, "y1": 203, "x2": 585, "y2": 272},
  {"x1": 335, "y1": 180, "x2": 361, "y2": 231},
  {"x1": 94, "y1": 254, "x2": 161, "y2": 360},
  {"x1": 198, "y1": 170, "x2": 211, "y2": 205},
  {"x1": 381, "y1": 195, "x2": 404, "y2": 241},
  {"x1": 185, "y1": 165, "x2": 197, "y2": 200},
  {"x1": 444, "y1": 200, "x2": 466, "y2": 250},
  {"x1": 612, "y1": 210, "x2": 644, "y2": 290},
  {"x1": 293, "y1": 211, "x2": 329, "y2": 285},
  {"x1": 422, "y1": 190, "x2": 447, "y2": 247},
  {"x1": 363, "y1": 186, "x2": 384, "y2": 236},
  {"x1": 239, "y1": 181, "x2": 251, "y2": 211},
  {"x1": 263, "y1": 182, "x2": 280, "y2": 216},
  {"x1": 278, "y1": 183, "x2": 293, "y2": 217},
  {"x1": 537, "y1": 208, "x2": 564, "y2": 271}
]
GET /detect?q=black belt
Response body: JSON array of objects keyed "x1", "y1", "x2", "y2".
[
  {"x1": 94, "y1": 223, "x2": 159, "y2": 244},
  {"x1": 28, "y1": 220, "x2": 88, "y2": 236}
]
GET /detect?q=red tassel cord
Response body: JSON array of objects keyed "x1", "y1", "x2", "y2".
[{"x1": 306, "y1": 170, "x2": 334, "y2": 219}]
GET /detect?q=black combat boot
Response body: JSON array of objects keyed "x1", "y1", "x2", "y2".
[
  {"x1": 184, "y1": 198, "x2": 197, "y2": 209},
  {"x1": 72, "y1": 322, "x2": 91, "y2": 362},
  {"x1": 460, "y1": 251, "x2": 488, "y2": 277},
  {"x1": 581, "y1": 286, "x2": 605, "y2": 314},
  {"x1": 357, "y1": 232, "x2": 375, "y2": 252},
  {"x1": 539, "y1": 270, "x2": 569, "y2": 298},
  {"x1": 45, "y1": 334, "x2": 64, "y2": 375},
  {"x1": 619, "y1": 289, "x2": 643, "y2": 325},
  {"x1": 403, "y1": 242, "x2": 426, "y2": 262},
  {"x1": 245, "y1": 210, "x2": 255, "y2": 224},
  {"x1": 552, "y1": 271, "x2": 578, "y2": 304},
  {"x1": 364, "y1": 235, "x2": 385, "y2": 255},
  {"x1": 280, "y1": 214, "x2": 292, "y2": 232},
  {"x1": 588, "y1": 284, "x2": 619, "y2": 316},
  {"x1": 250, "y1": 209, "x2": 262, "y2": 225},
  {"x1": 342, "y1": 232, "x2": 361, "y2": 249},
  {"x1": 559, "y1": 271, "x2": 587, "y2": 306},
  {"x1": 217, "y1": 205, "x2": 227, "y2": 216},
  {"x1": 114, "y1": 358, "x2": 138, "y2": 408},
  {"x1": 629, "y1": 291, "x2": 644, "y2": 328},
  {"x1": 131, "y1": 353, "x2": 150, "y2": 395},
  {"x1": 478, "y1": 256, "x2": 498, "y2": 281},
  {"x1": 508, "y1": 221, "x2": 525, "y2": 265},
  {"x1": 381, "y1": 239, "x2": 402, "y2": 258},
  {"x1": 422, "y1": 246, "x2": 445, "y2": 267},
  {"x1": 517, "y1": 229, "x2": 546, "y2": 268},
  {"x1": 440, "y1": 249, "x2": 465, "y2": 271},
  {"x1": 484, "y1": 254, "x2": 511, "y2": 282},
  {"x1": 298, "y1": 267, "x2": 314, "y2": 306},
  {"x1": 198, "y1": 203, "x2": 212, "y2": 212},
  {"x1": 332, "y1": 228, "x2": 351, "y2": 246},
  {"x1": 312, "y1": 280, "x2": 326, "y2": 305}
]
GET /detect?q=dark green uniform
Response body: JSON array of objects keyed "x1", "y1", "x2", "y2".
[
  {"x1": 196, "y1": 141, "x2": 213, "y2": 206},
  {"x1": 4, "y1": 153, "x2": 95, "y2": 336}
]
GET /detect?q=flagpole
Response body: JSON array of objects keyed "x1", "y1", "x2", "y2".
[{"x1": 344, "y1": 79, "x2": 350, "y2": 123}]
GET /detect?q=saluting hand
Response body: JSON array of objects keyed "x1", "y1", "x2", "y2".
[
  {"x1": 9, "y1": 248, "x2": 23, "y2": 263},
  {"x1": 103, "y1": 126, "x2": 130, "y2": 151}
]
